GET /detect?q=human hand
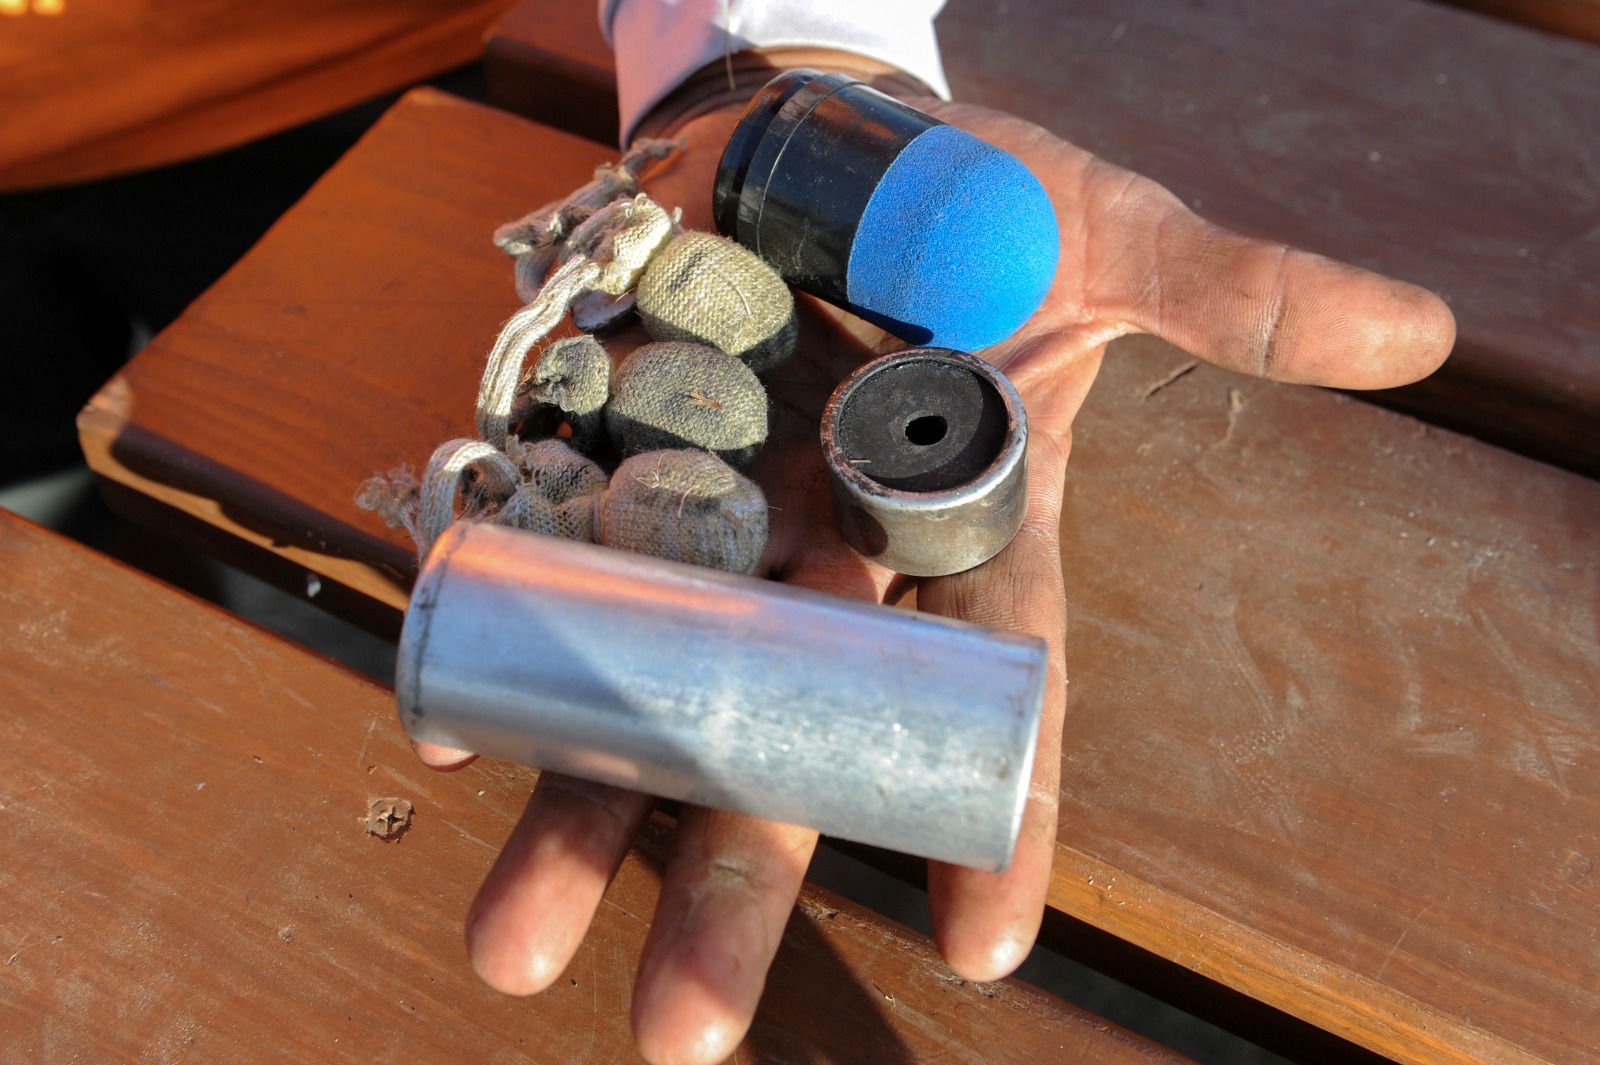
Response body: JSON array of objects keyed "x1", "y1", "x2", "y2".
[{"x1": 416, "y1": 95, "x2": 1454, "y2": 1064}]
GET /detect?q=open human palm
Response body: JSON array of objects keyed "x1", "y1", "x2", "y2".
[{"x1": 414, "y1": 98, "x2": 1454, "y2": 1065}]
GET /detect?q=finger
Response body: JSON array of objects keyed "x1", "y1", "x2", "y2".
[
  {"x1": 411, "y1": 739, "x2": 476, "y2": 771},
  {"x1": 1079, "y1": 159, "x2": 1455, "y2": 389},
  {"x1": 465, "y1": 773, "x2": 655, "y2": 995},
  {"x1": 632, "y1": 809, "x2": 817, "y2": 1065},
  {"x1": 919, "y1": 428, "x2": 1070, "y2": 981}
]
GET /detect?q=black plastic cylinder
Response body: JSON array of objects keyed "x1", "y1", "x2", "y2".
[
  {"x1": 713, "y1": 69, "x2": 1061, "y2": 351},
  {"x1": 714, "y1": 70, "x2": 936, "y2": 307}
]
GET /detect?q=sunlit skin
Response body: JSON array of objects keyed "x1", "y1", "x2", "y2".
[{"x1": 416, "y1": 97, "x2": 1455, "y2": 1065}]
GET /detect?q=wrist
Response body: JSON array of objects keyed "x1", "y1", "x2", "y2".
[{"x1": 631, "y1": 46, "x2": 936, "y2": 144}]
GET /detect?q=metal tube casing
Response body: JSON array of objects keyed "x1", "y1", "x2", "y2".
[
  {"x1": 822, "y1": 347, "x2": 1029, "y2": 577},
  {"x1": 397, "y1": 522, "x2": 1047, "y2": 871}
]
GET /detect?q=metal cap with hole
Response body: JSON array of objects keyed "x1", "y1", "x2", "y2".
[{"x1": 821, "y1": 347, "x2": 1028, "y2": 576}]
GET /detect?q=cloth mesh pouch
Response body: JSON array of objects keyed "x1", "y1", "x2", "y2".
[
  {"x1": 636, "y1": 232, "x2": 797, "y2": 374},
  {"x1": 515, "y1": 334, "x2": 612, "y2": 452},
  {"x1": 495, "y1": 438, "x2": 609, "y2": 542},
  {"x1": 597, "y1": 449, "x2": 768, "y2": 574},
  {"x1": 605, "y1": 340, "x2": 768, "y2": 468}
]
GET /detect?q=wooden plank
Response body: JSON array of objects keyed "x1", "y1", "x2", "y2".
[
  {"x1": 1054, "y1": 337, "x2": 1600, "y2": 1065},
  {"x1": 483, "y1": 0, "x2": 1600, "y2": 477},
  {"x1": 76, "y1": 88, "x2": 571, "y2": 618},
  {"x1": 78, "y1": 90, "x2": 1600, "y2": 1065},
  {"x1": 0, "y1": 511, "x2": 1184, "y2": 1065}
]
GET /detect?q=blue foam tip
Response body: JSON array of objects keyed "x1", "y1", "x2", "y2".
[{"x1": 846, "y1": 125, "x2": 1059, "y2": 351}]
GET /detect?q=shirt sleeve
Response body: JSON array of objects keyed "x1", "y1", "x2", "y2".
[{"x1": 599, "y1": 0, "x2": 949, "y2": 144}]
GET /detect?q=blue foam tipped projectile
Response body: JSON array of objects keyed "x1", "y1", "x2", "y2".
[{"x1": 714, "y1": 70, "x2": 1059, "y2": 351}]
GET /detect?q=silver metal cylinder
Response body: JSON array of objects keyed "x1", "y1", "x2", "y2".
[
  {"x1": 397, "y1": 522, "x2": 1046, "y2": 871},
  {"x1": 821, "y1": 347, "x2": 1028, "y2": 577}
]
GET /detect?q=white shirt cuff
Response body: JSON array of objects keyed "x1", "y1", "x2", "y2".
[{"x1": 600, "y1": 0, "x2": 950, "y2": 145}]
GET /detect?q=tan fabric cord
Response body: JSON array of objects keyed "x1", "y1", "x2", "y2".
[
  {"x1": 475, "y1": 257, "x2": 601, "y2": 453},
  {"x1": 415, "y1": 439, "x2": 521, "y2": 555},
  {"x1": 494, "y1": 139, "x2": 680, "y2": 303},
  {"x1": 353, "y1": 464, "x2": 423, "y2": 546}
]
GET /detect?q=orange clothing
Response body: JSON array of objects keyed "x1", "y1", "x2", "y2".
[{"x1": 0, "y1": 0, "x2": 514, "y2": 191}]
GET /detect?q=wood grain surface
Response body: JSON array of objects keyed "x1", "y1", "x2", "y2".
[
  {"x1": 1055, "y1": 337, "x2": 1600, "y2": 1065},
  {"x1": 77, "y1": 90, "x2": 1600, "y2": 1065},
  {"x1": 484, "y1": 0, "x2": 1600, "y2": 478},
  {"x1": 0, "y1": 511, "x2": 1183, "y2": 1064}
]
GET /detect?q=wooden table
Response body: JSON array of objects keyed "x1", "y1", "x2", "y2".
[
  {"x1": 0, "y1": 509, "x2": 1184, "y2": 1063},
  {"x1": 79, "y1": 90, "x2": 1600, "y2": 1065},
  {"x1": 487, "y1": 0, "x2": 1600, "y2": 479}
]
